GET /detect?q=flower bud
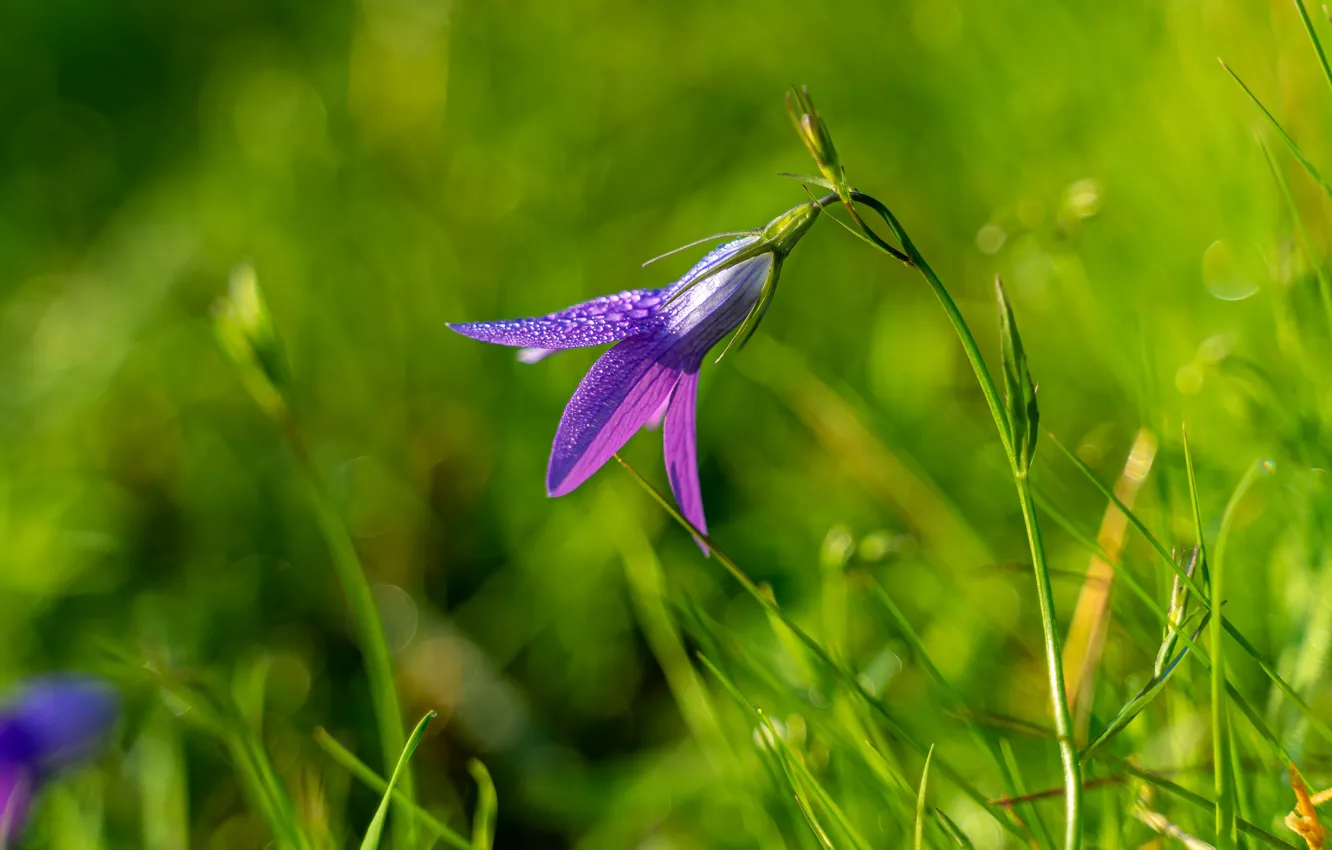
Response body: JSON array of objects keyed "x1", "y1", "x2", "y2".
[
  {"x1": 759, "y1": 200, "x2": 820, "y2": 259},
  {"x1": 996, "y1": 277, "x2": 1039, "y2": 475},
  {"x1": 213, "y1": 264, "x2": 290, "y2": 421},
  {"x1": 786, "y1": 86, "x2": 844, "y2": 190}
]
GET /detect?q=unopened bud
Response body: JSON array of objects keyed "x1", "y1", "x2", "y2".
[
  {"x1": 787, "y1": 86, "x2": 844, "y2": 190},
  {"x1": 213, "y1": 264, "x2": 290, "y2": 421}
]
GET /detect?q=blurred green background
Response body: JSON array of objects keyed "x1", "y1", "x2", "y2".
[{"x1": 3, "y1": 0, "x2": 1332, "y2": 846}]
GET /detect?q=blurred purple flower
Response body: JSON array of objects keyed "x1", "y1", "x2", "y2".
[
  {"x1": 450, "y1": 202, "x2": 821, "y2": 549},
  {"x1": 0, "y1": 676, "x2": 118, "y2": 841}
]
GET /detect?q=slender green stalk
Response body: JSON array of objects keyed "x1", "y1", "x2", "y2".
[
  {"x1": 1259, "y1": 136, "x2": 1332, "y2": 337},
  {"x1": 313, "y1": 728, "x2": 473, "y2": 850},
  {"x1": 1211, "y1": 462, "x2": 1262, "y2": 850},
  {"x1": 360, "y1": 712, "x2": 435, "y2": 850},
  {"x1": 914, "y1": 746, "x2": 935, "y2": 850},
  {"x1": 1016, "y1": 475, "x2": 1081, "y2": 850},
  {"x1": 466, "y1": 760, "x2": 497, "y2": 850},
  {"x1": 287, "y1": 425, "x2": 416, "y2": 850},
  {"x1": 1293, "y1": 0, "x2": 1332, "y2": 95},
  {"x1": 1049, "y1": 433, "x2": 1332, "y2": 746},
  {"x1": 865, "y1": 577, "x2": 1036, "y2": 842},
  {"x1": 614, "y1": 455, "x2": 1029, "y2": 845},
  {"x1": 846, "y1": 190, "x2": 1082, "y2": 850},
  {"x1": 848, "y1": 192, "x2": 1014, "y2": 459},
  {"x1": 1221, "y1": 60, "x2": 1332, "y2": 199},
  {"x1": 1106, "y1": 758, "x2": 1297, "y2": 849}
]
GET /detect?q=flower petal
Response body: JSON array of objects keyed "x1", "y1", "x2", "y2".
[
  {"x1": 643, "y1": 397, "x2": 670, "y2": 431},
  {"x1": 663, "y1": 369, "x2": 709, "y2": 554},
  {"x1": 0, "y1": 764, "x2": 31, "y2": 842},
  {"x1": 666, "y1": 235, "x2": 761, "y2": 298},
  {"x1": 547, "y1": 333, "x2": 687, "y2": 496},
  {"x1": 449, "y1": 288, "x2": 666, "y2": 350},
  {"x1": 0, "y1": 676, "x2": 118, "y2": 774},
  {"x1": 664, "y1": 252, "x2": 773, "y2": 341}
]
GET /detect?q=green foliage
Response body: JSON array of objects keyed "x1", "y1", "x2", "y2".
[
  {"x1": 5, "y1": 0, "x2": 1332, "y2": 848},
  {"x1": 359, "y1": 712, "x2": 435, "y2": 850}
]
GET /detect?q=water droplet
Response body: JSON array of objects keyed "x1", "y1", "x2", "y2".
[
  {"x1": 372, "y1": 584, "x2": 419, "y2": 653},
  {"x1": 1202, "y1": 240, "x2": 1259, "y2": 301}
]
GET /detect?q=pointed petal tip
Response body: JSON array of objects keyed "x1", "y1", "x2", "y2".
[{"x1": 546, "y1": 467, "x2": 579, "y2": 498}]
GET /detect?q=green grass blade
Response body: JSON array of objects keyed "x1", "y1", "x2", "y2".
[
  {"x1": 769, "y1": 718, "x2": 875, "y2": 850},
  {"x1": 934, "y1": 808, "x2": 977, "y2": 849},
  {"x1": 1211, "y1": 463, "x2": 1261, "y2": 850},
  {"x1": 1106, "y1": 759, "x2": 1298, "y2": 849},
  {"x1": 1082, "y1": 615, "x2": 1209, "y2": 759},
  {"x1": 617, "y1": 517, "x2": 743, "y2": 779},
  {"x1": 695, "y1": 656, "x2": 835, "y2": 846},
  {"x1": 1047, "y1": 435, "x2": 1203, "y2": 597},
  {"x1": 914, "y1": 745, "x2": 934, "y2": 850},
  {"x1": 789, "y1": 786, "x2": 837, "y2": 850},
  {"x1": 1220, "y1": 59, "x2": 1332, "y2": 198},
  {"x1": 1259, "y1": 135, "x2": 1332, "y2": 333},
  {"x1": 360, "y1": 712, "x2": 437, "y2": 850},
  {"x1": 697, "y1": 644, "x2": 893, "y2": 847},
  {"x1": 617, "y1": 455, "x2": 1029, "y2": 844},
  {"x1": 1293, "y1": 0, "x2": 1332, "y2": 94},
  {"x1": 864, "y1": 577, "x2": 1030, "y2": 827},
  {"x1": 1029, "y1": 492, "x2": 1291, "y2": 763},
  {"x1": 137, "y1": 664, "x2": 309, "y2": 850},
  {"x1": 313, "y1": 728, "x2": 472, "y2": 850},
  {"x1": 1182, "y1": 427, "x2": 1208, "y2": 576},
  {"x1": 291, "y1": 442, "x2": 417, "y2": 850},
  {"x1": 1048, "y1": 435, "x2": 1332, "y2": 746},
  {"x1": 998, "y1": 739, "x2": 1056, "y2": 850},
  {"x1": 467, "y1": 759, "x2": 497, "y2": 850}
]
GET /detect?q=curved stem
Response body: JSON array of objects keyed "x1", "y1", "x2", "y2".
[
  {"x1": 848, "y1": 191, "x2": 1013, "y2": 460},
  {"x1": 844, "y1": 189, "x2": 1081, "y2": 849},
  {"x1": 285, "y1": 421, "x2": 417, "y2": 850}
]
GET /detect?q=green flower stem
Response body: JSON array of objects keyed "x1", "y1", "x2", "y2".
[
  {"x1": 286, "y1": 422, "x2": 417, "y2": 850},
  {"x1": 847, "y1": 190, "x2": 1082, "y2": 850}
]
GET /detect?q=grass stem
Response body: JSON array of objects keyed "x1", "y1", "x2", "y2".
[
  {"x1": 846, "y1": 189, "x2": 1083, "y2": 849},
  {"x1": 286, "y1": 423, "x2": 416, "y2": 850}
]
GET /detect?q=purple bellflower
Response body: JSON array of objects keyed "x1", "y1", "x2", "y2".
[
  {"x1": 0, "y1": 676, "x2": 118, "y2": 842},
  {"x1": 449, "y1": 201, "x2": 822, "y2": 548}
]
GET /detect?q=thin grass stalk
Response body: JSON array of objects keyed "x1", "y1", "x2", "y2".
[
  {"x1": 1048, "y1": 434, "x2": 1332, "y2": 746},
  {"x1": 614, "y1": 455, "x2": 1029, "y2": 845},
  {"x1": 846, "y1": 190, "x2": 1083, "y2": 850},
  {"x1": 312, "y1": 729, "x2": 472, "y2": 850},
  {"x1": 286, "y1": 423, "x2": 415, "y2": 849},
  {"x1": 1212, "y1": 462, "x2": 1263, "y2": 849}
]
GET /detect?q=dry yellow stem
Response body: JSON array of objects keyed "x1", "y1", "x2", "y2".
[{"x1": 1061, "y1": 428, "x2": 1158, "y2": 743}]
